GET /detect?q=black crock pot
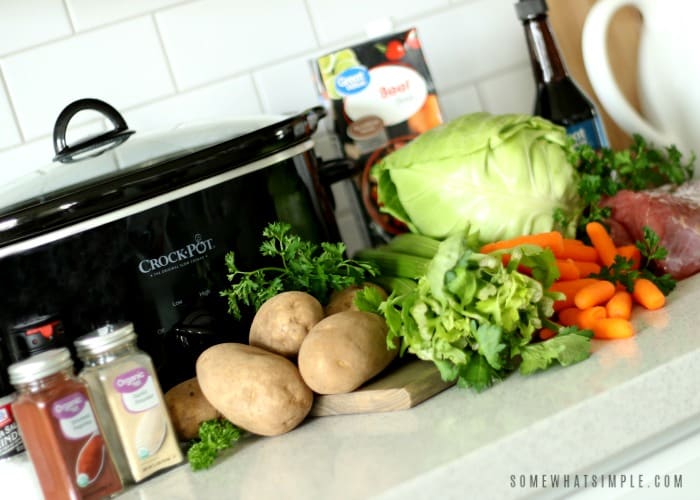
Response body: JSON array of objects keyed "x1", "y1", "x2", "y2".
[{"x1": 0, "y1": 98, "x2": 341, "y2": 390}]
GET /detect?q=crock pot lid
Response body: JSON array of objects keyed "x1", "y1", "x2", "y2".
[{"x1": 0, "y1": 99, "x2": 326, "y2": 251}]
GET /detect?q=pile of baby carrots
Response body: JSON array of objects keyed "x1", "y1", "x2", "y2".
[{"x1": 480, "y1": 222, "x2": 666, "y2": 341}]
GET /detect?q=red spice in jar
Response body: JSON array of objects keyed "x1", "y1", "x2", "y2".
[{"x1": 9, "y1": 348, "x2": 122, "y2": 500}]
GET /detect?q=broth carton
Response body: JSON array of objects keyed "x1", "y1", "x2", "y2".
[{"x1": 314, "y1": 28, "x2": 444, "y2": 161}]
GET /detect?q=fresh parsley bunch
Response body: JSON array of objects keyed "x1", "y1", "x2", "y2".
[
  {"x1": 566, "y1": 134, "x2": 694, "y2": 228},
  {"x1": 220, "y1": 221, "x2": 377, "y2": 319}
]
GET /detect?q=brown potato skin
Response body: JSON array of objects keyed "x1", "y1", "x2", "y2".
[
  {"x1": 324, "y1": 283, "x2": 388, "y2": 317},
  {"x1": 249, "y1": 291, "x2": 324, "y2": 358},
  {"x1": 164, "y1": 377, "x2": 221, "y2": 441},
  {"x1": 196, "y1": 343, "x2": 313, "y2": 436},
  {"x1": 298, "y1": 311, "x2": 398, "y2": 395}
]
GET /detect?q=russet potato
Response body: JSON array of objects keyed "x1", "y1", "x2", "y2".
[
  {"x1": 164, "y1": 377, "x2": 221, "y2": 441},
  {"x1": 324, "y1": 283, "x2": 388, "y2": 317},
  {"x1": 298, "y1": 310, "x2": 398, "y2": 394},
  {"x1": 196, "y1": 343, "x2": 313, "y2": 436},
  {"x1": 249, "y1": 291, "x2": 324, "y2": 358}
]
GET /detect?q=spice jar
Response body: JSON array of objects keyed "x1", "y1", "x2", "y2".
[
  {"x1": 0, "y1": 392, "x2": 25, "y2": 461},
  {"x1": 74, "y1": 322, "x2": 183, "y2": 484},
  {"x1": 8, "y1": 348, "x2": 123, "y2": 500}
]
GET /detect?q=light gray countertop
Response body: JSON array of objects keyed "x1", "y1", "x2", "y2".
[{"x1": 5, "y1": 273, "x2": 700, "y2": 500}]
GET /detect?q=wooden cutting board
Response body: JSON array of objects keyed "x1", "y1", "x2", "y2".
[{"x1": 310, "y1": 359, "x2": 455, "y2": 417}]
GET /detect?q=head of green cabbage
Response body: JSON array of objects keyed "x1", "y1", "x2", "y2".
[{"x1": 373, "y1": 112, "x2": 583, "y2": 242}]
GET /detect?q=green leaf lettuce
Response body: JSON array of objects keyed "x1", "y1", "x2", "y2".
[{"x1": 375, "y1": 229, "x2": 591, "y2": 391}]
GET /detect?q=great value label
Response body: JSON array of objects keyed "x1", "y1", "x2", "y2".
[{"x1": 314, "y1": 28, "x2": 443, "y2": 160}]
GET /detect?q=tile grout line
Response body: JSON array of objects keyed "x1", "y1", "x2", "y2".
[
  {"x1": 151, "y1": 13, "x2": 180, "y2": 94},
  {"x1": 302, "y1": 0, "x2": 322, "y2": 48},
  {"x1": 248, "y1": 73, "x2": 267, "y2": 114},
  {"x1": 0, "y1": 67, "x2": 26, "y2": 144},
  {"x1": 60, "y1": 0, "x2": 77, "y2": 34},
  {"x1": 443, "y1": 60, "x2": 532, "y2": 95}
]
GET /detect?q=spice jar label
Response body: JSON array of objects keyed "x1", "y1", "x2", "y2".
[
  {"x1": 113, "y1": 367, "x2": 158, "y2": 413},
  {"x1": 51, "y1": 392, "x2": 98, "y2": 440},
  {"x1": 0, "y1": 399, "x2": 25, "y2": 459}
]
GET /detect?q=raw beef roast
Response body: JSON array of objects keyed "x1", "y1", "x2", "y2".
[{"x1": 601, "y1": 180, "x2": 700, "y2": 280}]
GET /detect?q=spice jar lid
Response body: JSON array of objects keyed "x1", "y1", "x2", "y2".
[
  {"x1": 74, "y1": 322, "x2": 137, "y2": 357},
  {"x1": 8, "y1": 348, "x2": 74, "y2": 385}
]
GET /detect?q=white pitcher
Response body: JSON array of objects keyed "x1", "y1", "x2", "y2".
[{"x1": 582, "y1": 0, "x2": 700, "y2": 159}]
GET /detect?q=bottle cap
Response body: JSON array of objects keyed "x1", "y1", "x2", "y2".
[
  {"x1": 8, "y1": 348, "x2": 74, "y2": 386},
  {"x1": 515, "y1": 0, "x2": 548, "y2": 20},
  {"x1": 74, "y1": 322, "x2": 137, "y2": 358},
  {"x1": 7, "y1": 314, "x2": 66, "y2": 364}
]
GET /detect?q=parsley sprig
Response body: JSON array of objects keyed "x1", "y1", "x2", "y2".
[
  {"x1": 187, "y1": 419, "x2": 243, "y2": 471},
  {"x1": 220, "y1": 221, "x2": 377, "y2": 319},
  {"x1": 593, "y1": 226, "x2": 676, "y2": 295}
]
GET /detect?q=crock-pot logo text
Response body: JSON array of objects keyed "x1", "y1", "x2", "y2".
[{"x1": 138, "y1": 234, "x2": 215, "y2": 276}]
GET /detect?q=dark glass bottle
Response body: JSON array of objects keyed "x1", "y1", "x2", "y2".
[{"x1": 515, "y1": 0, "x2": 608, "y2": 148}]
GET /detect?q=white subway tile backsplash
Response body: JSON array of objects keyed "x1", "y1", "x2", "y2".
[
  {"x1": 0, "y1": 0, "x2": 537, "y2": 204},
  {"x1": 478, "y1": 64, "x2": 534, "y2": 115},
  {"x1": 156, "y1": 0, "x2": 317, "y2": 90},
  {"x1": 411, "y1": 0, "x2": 528, "y2": 92},
  {"x1": 65, "y1": 0, "x2": 186, "y2": 31},
  {"x1": 2, "y1": 17, "x2": 175, "y2": 141},
  {"x1": 0, "y1": 83, "x2": 20, "y2": 148},
  {"x1": 120, "y1": 75, "x2": 262, "y2": 133},
  {"x1": 253, "y1": 57, "x2": 322, "y2": 115},
  {"x1": 305, "y1": 0, "x2": 450, "y2": 46},
  {"x1": 0, "y1": 137, "x2": 56, "y2": 184},
  {"x1": 0, "y1": 0, "x2": 72, "y2": 56},
  {"x1": 437, "y1": 85, "x2": 482, "y2": 122}
]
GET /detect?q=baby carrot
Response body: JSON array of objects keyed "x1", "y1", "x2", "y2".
[
  {"x1": 480, "y1": 231, "x2": 565, "y2": 255},
  {"x1": 570, "y1": 260, "x2": 602, "y2": 278},
  {"x1": 586, "y1": 222, "x2": 618, "y2": 266},
  {"x1": 538, "y1": 327, "x2": 556, "y2": 341},
  {"x1": 574, "y1": 280, "x2": 616, "y2": 309},
  {"x1": 617, "y1": 244, "x2": 641, "y2": 270},
  {"x1": 632, "y1": 278, "x2": 665, "y2": 310},
  {"x1": 554, "y1": 239, "x2": 600, "y2": 262},
  {"x1": 549, "y1": 278, "x2": 599, "y2": 311},
  {"x1": 558, "y1": 307, "x2": 582, "y2": 327},
  {"x1": 606, "y1": 290, "x2": 633, "y2": 319},
  {"x1": 577, "y1": 306, "x2": 607, "y2": 330},
  {"x1": 592, "y1": 318, "x2": 635, "y2": 340},
  {"x1": 554, "y1": 259, "x2": 581, "y2": 281}
]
